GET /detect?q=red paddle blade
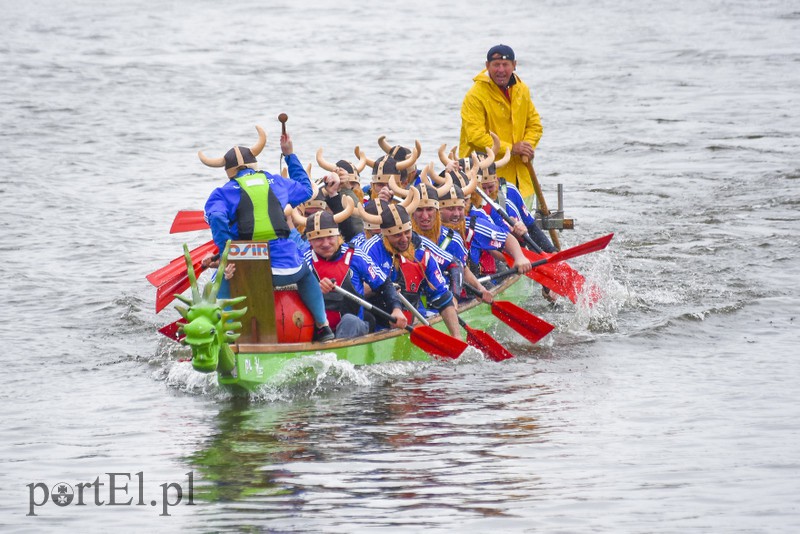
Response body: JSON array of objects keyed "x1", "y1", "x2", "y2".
[
  {"x1": 507, "y1": 251, "x2": 583, "y2": 303},
  {"x1": 531, "y1": 233, "x2": 613, "y2": 303},
  {"x1": 529, "y1": 259, "x2": 583, "y2": 303},
  {"x1": 491, "y1": 301, "x2": 554, "y2": 344},
  {"x1": 146, "y1": 240, "x2": 216, "y2": 286},
  {"x1": 463, "y1": 323, "x2": 515, "y2": 362},
  {"x1": 170, "y1": 210, "x2": 209, "y2": 233},
  {"x1": 154, "y1": 262, "x2": 205, "y2": 313},
  {"x1": 409, "y1": 325, "x2": 468, "y2": 359},
  {"x1": 512, "y1": 233, "x2": 614, "y2": 303},
  {"x1": 159, "y1": 319, "x2": 187, "y2": 342}
]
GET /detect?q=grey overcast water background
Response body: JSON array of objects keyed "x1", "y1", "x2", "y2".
[{"x1": 1, "y1": 0, "x2": 799, "y2": 532}]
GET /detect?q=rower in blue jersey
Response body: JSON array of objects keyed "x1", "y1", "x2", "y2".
[
  {"x1": 390, "y1": 166, "x2": 494, "y2": 303},
  {"x1": 359, "y1": 190, "x2": 462, "y2": 339},
  {"x1": 296, "y1": 198, "x2": 408, "y2": 339},
  {"x1": 475, "y1": 151, "x2": 557, "y2": 254},
  {"x1": 435, "y1": 153, "x2": 533, "y2": 280},
  {"x1": 359, "y1": 141, "x2": 420, "y2": 201}
]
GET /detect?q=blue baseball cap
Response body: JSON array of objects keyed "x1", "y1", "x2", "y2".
[{"x1": 487, "y1": 44, "x2": 515, "y2": 62}]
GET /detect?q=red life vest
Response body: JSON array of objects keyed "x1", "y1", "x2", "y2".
[
  {"x1": 395, "y1": 252, "x2": 428, "y2": 323},
  {"x1": 311, "y1": 247, "x2": 358, "y2": 330}
]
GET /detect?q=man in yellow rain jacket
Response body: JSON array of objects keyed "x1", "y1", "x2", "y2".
[{"x1": 459, "y1": 44, "x2": 542, "y2": 198}]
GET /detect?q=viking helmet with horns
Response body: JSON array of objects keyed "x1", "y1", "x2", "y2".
[
  {"x1": 357, "y1": 187, "x2": 420, "y2": 236},
  {"x1": 475, "y1": 135, "x2": 510, "y2": 185},
  {"x1": 316, "y1": 148, "x2": 367, "y2": 185},
  {"x1": 357, "y1": 141, "x2": 420, "y2": 185},
  {"x1": 198, "y1": 126, "x2": 267, "y2": 179},
  {"x1": 360, "y1": 199, "x2": 387, "y2": 232},
  {"x1": 293, "y1": 196, "x2": 355, "y2": 241},
  {"x1": 389, "y1": 163, "x2": 453, "y2": 210},
  {"x1": 301, "y1": 185, "x2": 328, "y2": 214},
  {"x1": 378, "y1": 136, "x2": 418, "y2": 161},
  {"x1": 436, "y1": 156, "x2": 479, "y2": 209}
]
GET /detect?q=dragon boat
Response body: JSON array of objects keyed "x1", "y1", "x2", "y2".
[
  {"x1": 156, "y1": 238, "x2": 536, "y2": 396},
  {"x1": 149, "y1": 165, "x2": 613, "y2": 396},
  {"x1": 151, "y1": 228, "x2": 615, "y2": 396}
]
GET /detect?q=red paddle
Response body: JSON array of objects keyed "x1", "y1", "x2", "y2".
[
  {"x1": 159, "y1": 318, "x2": 187, "y2": 342},
  {"x1": 506, "y1": 233, "x2": 614, "y2": 303},
  {"x1": 170, "y1": 211, "x2": 209, "y2": 233},
  {"x1": 330, "y1": 286, "x2": 467, "y2": 359},
  {"x1": 397, "y1": 290, "x2": 513, "y2": 362},
  {"x1": 458, "y1": 317, "x2": 515, "y2": 361},
  {"x1": 530, "y1": 233, "x2": 613, "y2": 266},
  {"x1": 146, "y1": 240, "x2": 217, "y2": 287},
  {"x1": 489, "y1": 300, "x2": 555, "y2": 344},
  {"x1": 463, "y1": 284, "x2": 555, "y2": 344},
  {"x1": 154, "y1": 262, "x2": 207, "y2": 313}
]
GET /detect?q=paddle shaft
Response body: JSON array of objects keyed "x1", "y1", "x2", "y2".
[
  {"x1": 477, "y1": 268, "x2": 518, "y2": 284},
  {"x1": 395, "y1": 291, "x2": 430, "y2": 326},
  {"x1": 523, "y1": 157, "x2": 561, "y2": 250},
  {"x1": 329, "y1": 285, "x2": 412, "y2": 333},
  {"x1": 462, "y1": 282, "x2": 489, "y2": 299},
  {"x1": 475, "y1": 186, "x2": 543, "y2": 253}
]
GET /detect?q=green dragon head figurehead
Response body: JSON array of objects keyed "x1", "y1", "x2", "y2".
[{"x1": 174, "y1": 241, "x2": 247, "y2": 374}]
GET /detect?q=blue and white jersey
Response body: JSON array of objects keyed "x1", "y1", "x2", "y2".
[
  {"x1": 437, "y1": 227, "x2": 468, "y2": 267},
  {"x1": 348, "y1": 232, "x2": 368, "y2": 251},
  {"x1": 416, "y1": 233, "x2": 456, "y2": 270},
  {"x1": 465, "y1": 207, "x2": 508, "y2": 264},
  {"x1": 485, "y1": 180, "x2": 537, "y2": 229}
]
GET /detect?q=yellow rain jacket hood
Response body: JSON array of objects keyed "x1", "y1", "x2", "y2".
[{"x1": 459, "y1": 69, "x2": 543, "y2": 198}]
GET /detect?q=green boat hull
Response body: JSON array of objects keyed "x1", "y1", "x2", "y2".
[{"x1": 217, "y1": 275, "x2": 529, "y2": 395}]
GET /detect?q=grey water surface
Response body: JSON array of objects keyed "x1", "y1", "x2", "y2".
[{"x1": 1, "y1": 0, "x2": 798, "y2": 532}]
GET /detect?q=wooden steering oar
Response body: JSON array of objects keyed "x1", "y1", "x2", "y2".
[
  {"x1": 329, "y1": 285, "x2": 467, "y2": 360},
  {"x1": 522, "y1": 156, "x2": 561, "y2": 250},
  {"x1": 395, "y1": 290, "x2": 514, "y2": 362}
]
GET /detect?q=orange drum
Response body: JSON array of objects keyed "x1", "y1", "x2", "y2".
[{"x1": 273, "y1": 285, "x2": 314, "y2": 343}]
